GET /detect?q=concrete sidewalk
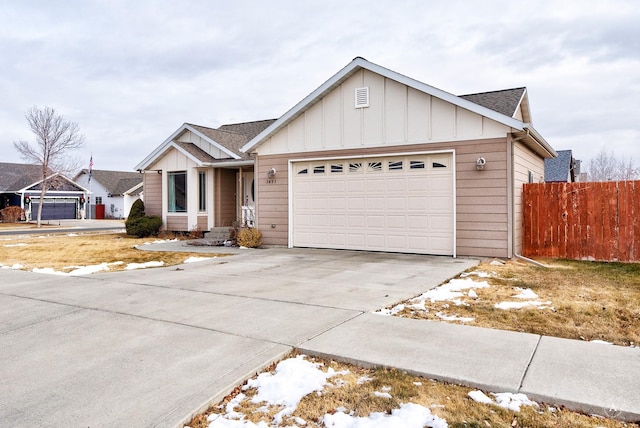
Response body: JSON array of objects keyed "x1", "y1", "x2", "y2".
[
  {"x1": 1, "y1": 246, "x2": 638, "y2": 426},
  {"x1": 299, "y1": 313, "x2": 640, "y2": 422}
]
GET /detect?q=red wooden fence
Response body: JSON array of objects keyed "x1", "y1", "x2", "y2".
[{"x1": 522, "y1": 181, "x2": 640, "y2": 262}]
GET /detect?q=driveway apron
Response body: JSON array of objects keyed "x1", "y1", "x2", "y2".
[{"x1": 0, "y1": 248, "x2": 477, "y2": 427}]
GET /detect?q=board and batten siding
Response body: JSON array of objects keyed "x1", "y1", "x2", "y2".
[
  {"x1": 254, "y1": 69, "x2": 510, "y2": 156},
  {"x1": 512, "y1": 141, "x2": 545, "y2": 255},
  {"x1": 255, "y1": 138, "x2": 510, "y2": 257},
  {"x1": 142, "y1": 172, "x2": 162, "y2": 217},
  {"x1": 177, "y1": 130, "x2": 230, "y2": 160}
]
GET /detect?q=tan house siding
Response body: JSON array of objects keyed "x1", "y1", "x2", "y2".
[
  {"x1": 166, "y1": 215, "x2": 188, "y2": 231},
  {"x1": 215, "y1": 168, "x2": 237, "y2": 227},
  {"x1": 256, "y1": 138, "x2": 510, "y2": 256},
  {"x1": 513, "y1": 141, "x2": 545, "y2": 255},
  {"x1": 143, "y1": 172, "x2": 162, "y2": 216},
  {"x1": 197, "y1": 215, "x2": 208, "y2": 231}
]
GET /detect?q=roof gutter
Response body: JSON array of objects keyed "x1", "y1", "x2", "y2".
[{"x1": 203, "y1": 160, "x2": 255, "y2": 168}]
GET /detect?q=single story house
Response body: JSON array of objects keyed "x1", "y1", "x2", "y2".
[
  {"x1": 544, "y1": 149, "x2": 578, "y2": 182},
  {"x1": 135, "y1": 120, "x2": 276, "y2": 232},
  {"x1": 73, "y1": 169, "x2": 143, "y2": 219},
  {"x1": 137, "y1": 57, "x2": 557, "y2": 258},
  {"x1": 0, "y1": 162, "x2": 88, "y2": 220}
]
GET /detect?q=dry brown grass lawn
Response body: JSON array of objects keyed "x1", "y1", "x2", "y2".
[
  {"x1": 0, "y1": 231, "x2": 226, "y2": 272},
  {"x1": 391, "y1": 259, "x2": 640, "y2": 347},
  {"x1": 186, "y1": 353, "x2": 638, "y2": 428}
]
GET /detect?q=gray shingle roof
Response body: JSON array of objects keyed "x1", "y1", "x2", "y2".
[
  {"x1": 75, "y1": 169, "x2": 143, "y2": 195},
  {"x1": 459, "y1": 87, "x2": 526, "y2": 117},
  {"x1": 174, "y1": 141, "x2": 217, "y2": 163},
  {"x1": 0, "y1": 162, "x2": 52, "y2": 191},
  {"x1": 544, "y1": 150, "x2": 574, "y2": 182},
  {"x1": 188, "y1": 120, "x2": 276, "y2": 160}
]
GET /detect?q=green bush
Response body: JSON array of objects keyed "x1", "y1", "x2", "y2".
[
  {"x1": 236, "y1": 227, "x2": 262, "y2": 248},
  {"x1": 129, "y1": 199, "x2": 145, "y2": 219},
  {"x1": 125, "y1": 215, "x2": 162, "y2": 238}
]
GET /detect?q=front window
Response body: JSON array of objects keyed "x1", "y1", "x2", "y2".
[
  {"x1": 198, "y1": 171, "x2": 206, "y2": 212},
  {"x1": 168, "y1": 171, "x2": 187, "y2": 212}
]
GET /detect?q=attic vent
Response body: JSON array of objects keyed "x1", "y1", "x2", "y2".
[{"x1": 355, "y1": 87, "x2": 369, "y2": 108}]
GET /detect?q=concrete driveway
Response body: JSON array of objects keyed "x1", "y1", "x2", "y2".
[{"x1": 0, "y1": 247, "x2": 477, "y2": 427}]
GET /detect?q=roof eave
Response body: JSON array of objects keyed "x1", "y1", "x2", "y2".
[{"x1": 516, "y1": 125, "x2": 557, "y2": 159}]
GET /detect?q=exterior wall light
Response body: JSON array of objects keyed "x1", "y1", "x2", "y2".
[
  {"x1": 267, "y1": 168, "x2": 276, "y2": 178},
  {"x1": 476, "y1": 157, "x2": 486, "y2": 170}
]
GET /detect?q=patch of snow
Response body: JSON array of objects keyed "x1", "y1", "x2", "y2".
[
  {"x1": 125, "y1": 261, "x2": 164, "y2": 270},
  {"x1": 467, "y1": 289, "x2": 478, "y2": 298},
  {"x1": 33, "y1": 267, "x2": 64, "y2": 275},
  {"x1": 375, "y1": 304, "x2": 405, "y2": 316},
  {"x1": 357, "y1": 376, "x2": 373, "y2": 384},
  {"x1": 590, "y1": 340, "x2": 613, "y2": 345},
  {"x1": 513, "y1": 288, "x2": 539, "y2": 299},
  {"x1": 435, "y1": 312, "x2": 475, "y2": 323},
  {"x1": 67, "y1": 233, "x2": 79, "y2": 237},
  {"x1": 469, "y1": 390, "x2": 538, "y2": 412},
  {"x1": 416, "y1": 277, "x2": 489, "y2": 305},
  {"x1": 460, "y1": 270, "x2": 494, "y2": 278},
  {"x1": 3, "y1": 243, "x2": 28, "y2": 247},
  {"x1": 494, "y1": 301, "x2": 551, "y2": 310},
  {"x1": 468, "y1": 390, "x2": 493, "y2": 404},
  {"x1": 243, "y1": 355, "x2": 341, "y2": 425},
  {"x1": 491, "y1": 393, "x2": 539, "y2": 412},
  {"x1": 322, "y1": 402, "x2": 448, "y2": 428},
  {"x1": 374, "y1": 391, "x2": 392, "y2": 399},
  {"x1": 183, "y1": 256, "x2": 216, "y2": 263}
]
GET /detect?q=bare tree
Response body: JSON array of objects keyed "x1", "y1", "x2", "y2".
[
  {"x1": 587, "y1": 147, "x2": 639, "y2": 181},
  {"x1": 13, "y1": 106, "x2": 85, "y2": 227}
]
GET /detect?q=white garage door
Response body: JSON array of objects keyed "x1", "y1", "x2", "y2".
[{"x1": 291, "y1": 153, "x2": 454, "y2": 255}]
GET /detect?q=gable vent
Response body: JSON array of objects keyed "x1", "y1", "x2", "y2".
[{"x1": 355, "y1": 87, "x2": 369, "y2": 108}]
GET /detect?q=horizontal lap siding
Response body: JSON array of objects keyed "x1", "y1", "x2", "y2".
[
  {"x1": 256, "y1": 138, "x2": 509, "y2": 257},
  {"x1": 143, "y1": 173, "x2": 162, "y2": 217},
  {"x1": 166, "y1": 216, "x2": 187, "y2": 231},
  {"x1": 513, "y1": 142, "x2": 545, "y2": 255}
]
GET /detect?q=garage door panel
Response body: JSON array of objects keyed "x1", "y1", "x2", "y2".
[{"x1": 292, "y1": 153, "x2": 454, "y2": 255}]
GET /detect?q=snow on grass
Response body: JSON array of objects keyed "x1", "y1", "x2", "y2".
[
  {"x1": 3, "y1": 242, "x2": 28, "y2": 247},
  {"x1": 243, "y1": 354, "x2": 347, "y2": 425},
  {"x1": 183, "y1": 256, "x2": 216, "y2": 263},
  {"x1": 322, "y1": 402, "x2": 448, "y2": 428},
  {"x1": 124, "y1": 261, "x2": 164, "y2": 270},
  {"x1": 468, "y1": 390, "x2": 539, "y2": 412},
  {"x1": 202, "y1": 355, "x2": 448, "y2": 428},
  {"x1": 0, "y1": 263, "x2": 25, "y2": 270},
  {"x1": 495, "y1": 287, "x2": 552, "y2": 310},
  {"x1": 32, "y1": 262, "x2": 125, "y2": 276}
]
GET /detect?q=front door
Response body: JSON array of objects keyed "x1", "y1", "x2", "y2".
[{"x1": 241, "y1": 172, "x2": 255, "y2": 227}]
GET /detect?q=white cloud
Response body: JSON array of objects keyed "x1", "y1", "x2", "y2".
[{"x1": 2, "y1": 0, "x2": 639, "y2": 170}]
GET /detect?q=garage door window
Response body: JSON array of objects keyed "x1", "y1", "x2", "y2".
[
  {"x1": 410, "y1": 160, "x2": 426, "y2": 169},
  {"x1": 331, "y1": 164, "x2": 344, "y2": 173},
  {"x1": 313, "y1": 165, "x2": 325, "y2": 174},
  {"x1": 368, "y1": 162, "x2": 382, "y2": 172},
  {"x1": 388, "y1": 160, "x2": 403, "y2": 171},
  {"x1": 349, "y1": 163, "x2": 363, "y2": 173}
]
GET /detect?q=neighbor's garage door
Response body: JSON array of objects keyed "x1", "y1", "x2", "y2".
[
  {"x1": 292, "y1": 153, "x2": 454, "y2": 255},
  {"x1": 31, "y1": 198, "x2": 77, "y2": 220}
]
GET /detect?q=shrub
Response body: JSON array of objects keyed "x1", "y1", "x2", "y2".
[
  {"x1": 129, "y1": 199, "x2": 145, "y2": 219},
  {"x1": 0, "y1": 206, "x2": 25, "y2": 223},
  {"x1": 236, "y1": 227, "x2": 262, "y2": 248},
  {"x1": 125, "y1": 215, "x2": 162, "y2": 238}
]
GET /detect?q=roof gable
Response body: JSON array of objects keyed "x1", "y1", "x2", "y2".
[
  {"x1": 241, "y1": 57, "x2": 554, "y2": 158},
  {"x1": 135, "y1": 120, "x2": 274, "y2": 171},
  {"x1": 25, "y1": 172, "x2": 87, "y2": 193},
  {"x1": 545, "y1": 150, "x2": 575, "y2": 182}
]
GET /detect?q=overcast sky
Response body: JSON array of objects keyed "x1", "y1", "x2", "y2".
[{"x1": 2, "y1": 0, "x2": 639, "y2": 173}]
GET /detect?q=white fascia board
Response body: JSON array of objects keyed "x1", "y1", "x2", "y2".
[
  {"x1": 19, "y1": 172, "x2": 90, "y2": 193},
  {"x1": 523, "y1": 124, "x2": 557, "y2": 158},
  {"x1": 242, "y1": 57, "x2": 526, "y2": 153},
  {"x1": 124, "y1": 181, "x2": 143, "y2": 195},
  {"x1": 183, "y1": 124, "x2": 240, "y2": 160}
]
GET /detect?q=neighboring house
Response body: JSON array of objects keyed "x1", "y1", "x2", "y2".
[
  {"x1": 544, "y1": 149, "x2": 578, "y2": 182},
  {"x1": 0, "y1": 162, "x2": 88, "y2": 220},
  {"x1": 73, "y1": 169, "x2": 144, "y2": 219},
  {"x1": 135, "y1": 120, "x2": 276, "y2": 232},
  {"x1": 138, "y1": 57, "x2": 557, "y2": 258}
]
